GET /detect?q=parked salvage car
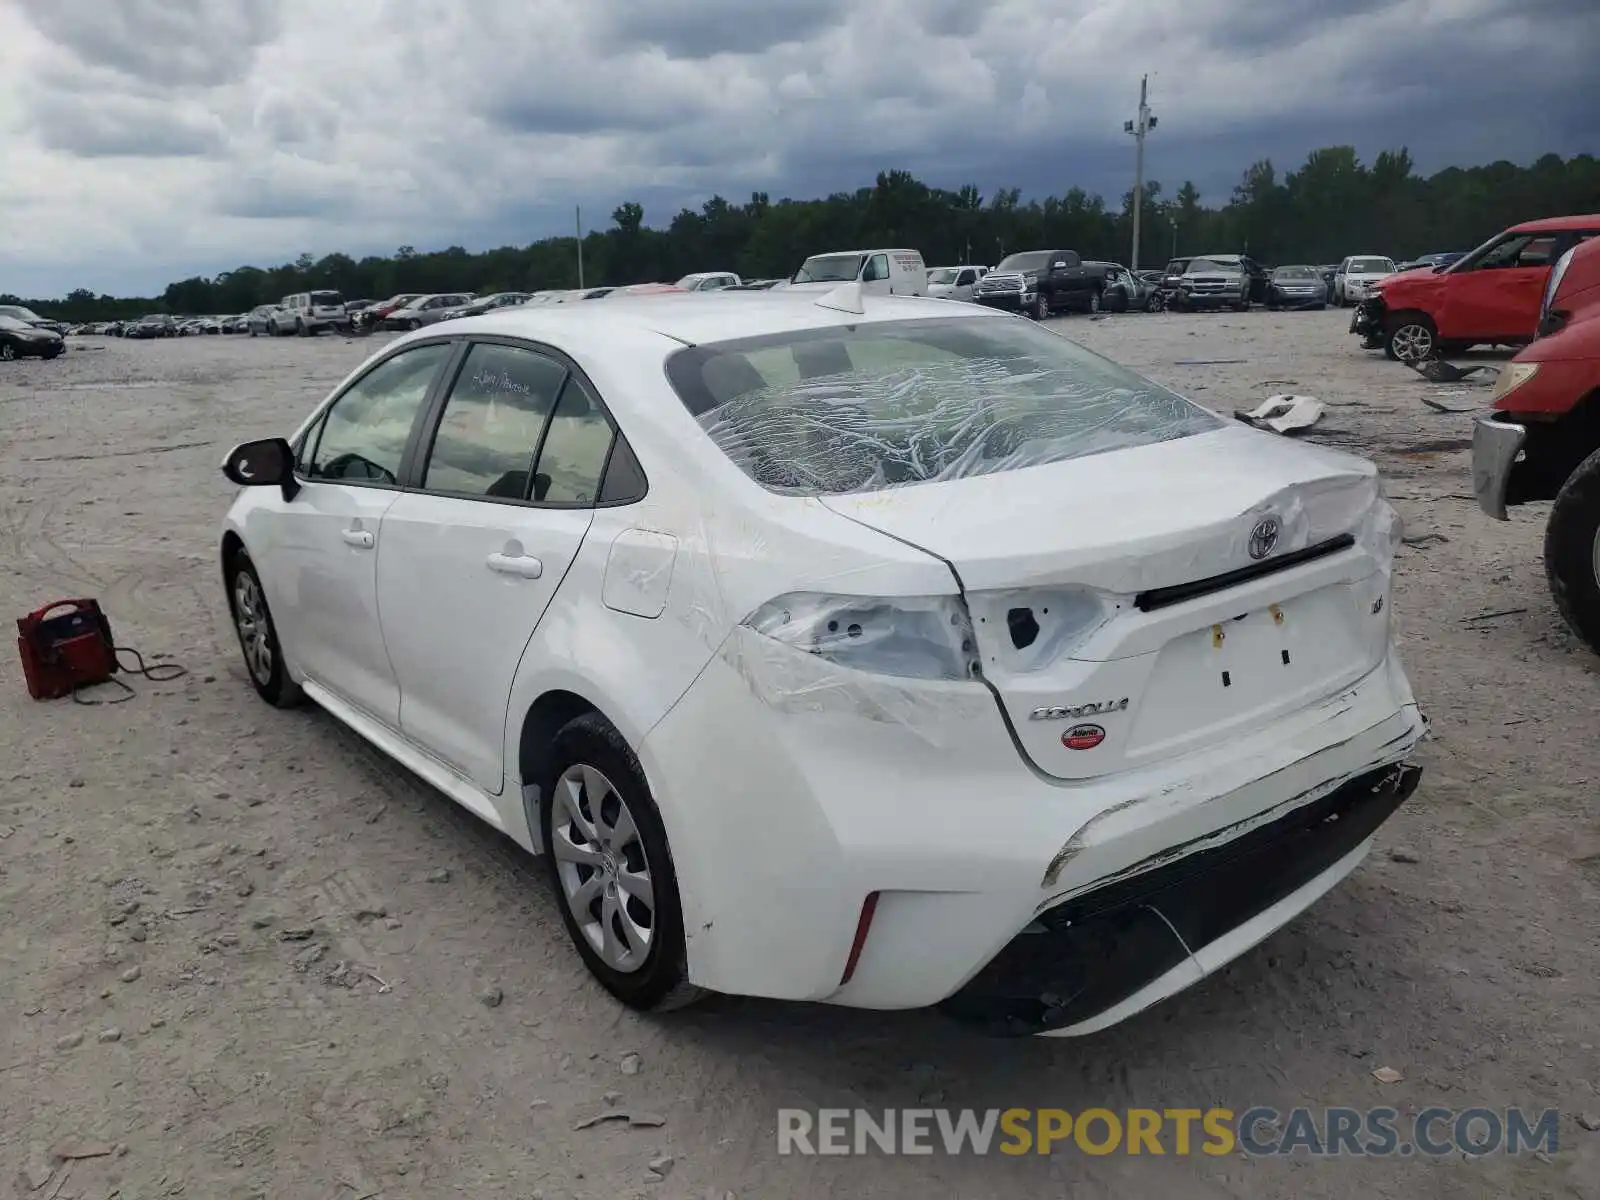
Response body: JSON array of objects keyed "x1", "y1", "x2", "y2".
[
  {"x1": 125, "y1": 314, "x2": 177, "y2": 339},
  {"x1": 1266, "y1": 265, "x2": 1329, "y2": 310},
  {"x1": 974, "y1": 249, "x2": 1112, "y2": 318},
  {"x1": 439, "y1": 293, "x2": 533, "y2": 322},
  {"x1": 1095, "y1": 263, "x2": 1161, "y2": 313},
  {"x1": 675, "y1": 272, "x2": 741, "y2": 292},
  {"x1": 1350, "y1": 215, "x2": 1600, "y2": 362},
  {"x1": 1164, "y1": 255, "x2": 1256, "y2": 311},
  {"x1": 280, "y1": 290, "x2": 348, "y2": 336},
  {"x1": 363, "y1": 294, "x2": 424, "y2": 324},
  {"x1": 1473, "y1": 237, "x2": 1600, "y2": 651},
  {"x1": 245, "y1": 305, "x2": 284, "y2": 336},
  {"x1": 0, "y1": 304, "x2": 68, "y2": 334},
  {"x1": 216, "y1": 292, "x2": 1425, "y2": 1037},
  {"x1": 1332, "y1": 256, "x2": 1397, "y2": 307},
  {"x1": 0, "y1": 314, "x2": 65, "y2": 360},
  {"x1": 925, "y1": 266, "x2": 984, "y2": 302},
  {"x1": 381, "y1": 293, "x2": 476, "y2": 331},
  {"x1": 789, "y1": 249, "x2": 929, "y2": 297}
]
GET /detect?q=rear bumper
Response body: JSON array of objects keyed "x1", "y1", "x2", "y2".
[
  {"x1": 940, "y1": 761, "x2": 1420, "y2": 1036},
  {"x1": 1472, "y1": 415, "x2": 1527, "y2": 520},
  {"x1": 640, "y1": 634, "x2": 1425, "y2": 1025}
]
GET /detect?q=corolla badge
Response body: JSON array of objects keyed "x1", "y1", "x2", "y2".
[
  {"x1": 1029, "y1": 698, "x2": 1129, "y2": 721},
  {"x1": 1247, "y1": 516, "x2": 1281, "y2": 560}
]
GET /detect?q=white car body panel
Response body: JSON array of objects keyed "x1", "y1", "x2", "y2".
[{"x1": 220, "y1": 293, "x2": 1425, "y2": 1035}]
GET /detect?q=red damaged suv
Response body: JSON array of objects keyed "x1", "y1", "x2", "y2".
[
  {"x1": 1351, "y1": 214, "x2": 1600, "y2": 362},
  {"x1": 1473, "y1": 235, "x2": 1600, "y2": 650}
]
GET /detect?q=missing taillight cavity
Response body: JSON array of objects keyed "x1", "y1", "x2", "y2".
[{"x1": 1007, "y1": 607, "x2": 1040, "y2": 649}]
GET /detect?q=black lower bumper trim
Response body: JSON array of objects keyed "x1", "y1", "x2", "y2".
[{"x1": 938, "y1": 761, "x2": 1422, "y2": 1037}]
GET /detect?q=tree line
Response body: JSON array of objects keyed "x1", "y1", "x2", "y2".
[{"x1": 8, "y1": 147, "x2": 1597, "y2": 323}]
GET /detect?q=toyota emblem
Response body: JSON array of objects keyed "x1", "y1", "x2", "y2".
[{"x1": 1247, "y1": 517, "x2": 1281, "y2": 560}]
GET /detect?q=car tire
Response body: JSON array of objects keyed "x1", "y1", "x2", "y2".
[
  {"x1": 407, "y1": 319, "x2": 422, "y2": 331},
  {"x1": 541, "y1": 712, "x2": 703, "y2": 1013},
  {"x1": 1147, "y1": 291, "x2": 1166, "y2": 313},
  {"x1": 1545, "y1": 446, "x2": 1600, "y2": 655},
  {"x1": 296, "y1": 320, "x2": 309, "y2": 337},
  {"x1": 225, "y1": 548, "x2": 303, "y2": 708},
  {"x1": 1385, "y1": 312, "x2": 1438, "y2": 362},
  {"x1": 1031, "y1": 294, "x2": 1049, "y2": 321},
  {"x1": 1087, "y1": 287, "x2": 1102, "y2": 315},
  {"x1": 249, "y1": 327, "x2": 257, "y2": 337},
  {"x1": 0, "y1": 343, "x2": 15, "y2": 361}
]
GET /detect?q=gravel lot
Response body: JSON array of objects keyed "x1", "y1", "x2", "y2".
[{"x1": 2, "y1": 310, "x2": 1598, "y2": 1199}]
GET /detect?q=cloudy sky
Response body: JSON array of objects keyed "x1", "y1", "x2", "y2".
[{"x1": 0, "y1": 0, "x2": 1594, "y2": 298}]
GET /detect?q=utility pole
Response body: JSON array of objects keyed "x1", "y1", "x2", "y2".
[
  {"x1": 1124, "y1": 75, "x2": 1157, "y2": 273},
  {"x1": 575, "y1": 205, "x2": 584, "y2": 289}
]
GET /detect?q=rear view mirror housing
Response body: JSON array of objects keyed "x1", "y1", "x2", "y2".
[{"x1": 222, "y1": 437, "x2": 299, "y2": 500}]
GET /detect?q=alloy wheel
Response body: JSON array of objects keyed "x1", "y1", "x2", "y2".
[
  {"x1": 0, "y1": 343, "x2": 15, "y2": 361},
  {"x1": 550, "y1": 763, "x2": 656, "y2": 973},
  {"x1": 232, "y1": 572, "x2": 274, "y2": 686},
  {"x1": 1391, "y1": 322, "x2": 1434, "y2": 363}
]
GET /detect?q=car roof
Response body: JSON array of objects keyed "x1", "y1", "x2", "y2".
[
  {"x1": 1508, "y1": 214, "x2": 1600, "y2": 234},
  {"x1": 411, "y1": 290, "x2": 1012, "y2": 351}
]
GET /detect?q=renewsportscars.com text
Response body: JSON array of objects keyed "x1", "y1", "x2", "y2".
[{"x1": 777, "y1": 1106, "x2": 1560, "y2": 1157}]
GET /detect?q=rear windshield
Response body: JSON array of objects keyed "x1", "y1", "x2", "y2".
[
  {"x1": 1273, "y1": 266, "x2": 1319, "y2": 279},
  {"x1": 663, "y1": 316, "x2": 1221, "y2": 496},
  {"x1": 311, "y1": 291, "x2": 342, "y2": 305}
]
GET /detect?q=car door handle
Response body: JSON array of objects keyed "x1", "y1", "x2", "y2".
[
  {"x1": 341, "y1": 528, "x2": 375, "y2": 549},
  {"x1": 486, "y1": 552, "x2": 543, "y2": 579}
]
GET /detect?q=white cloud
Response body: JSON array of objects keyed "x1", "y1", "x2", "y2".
[{"x1": 0, "y1": 0, "x2": 1591, "y2": 296}]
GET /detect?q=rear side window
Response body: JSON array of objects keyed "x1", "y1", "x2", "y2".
[
  {"x1": 533, "y1": 377, "x2": 614, "y2": 504},
  {"x1": 421, "y1": 343, "x2": 568, "y2": 498},
  {"x1": 665, "y1": 316, "x2": 1221, "y2": 496}
]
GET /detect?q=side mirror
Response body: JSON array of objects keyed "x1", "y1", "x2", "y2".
[{"x1": 222, "y1": 437, "x2": 299, "y2": 500}]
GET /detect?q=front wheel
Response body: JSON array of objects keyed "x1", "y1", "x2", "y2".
[
  {"x1": 1147, "y1": 291, "x2": 1166, "y2": 312},
  {"x1": 1545, "y1": 447, "x2": 1600, "y2": 655},
  {"x1": 541, "y1": 713, "x2": 703, "y2": 1013},
  {"x1": 1031, "y1": 294, "x2": 1049, "y2": 321},
  {"x1": 1385, "y1": 312, "x2": 1437, "y2": 362},
  {"x1": 225, "y1": 549, "x2": 303, "y2": 707},
  {"x1": 0, "y1": 343, "x2": 15, "y2": 361}
]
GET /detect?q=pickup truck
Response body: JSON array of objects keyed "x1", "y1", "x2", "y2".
[
  {"x1": 1350, "y1": 214, "x2": 1600, "y2": 362},
  {"x1": 1473, "y1": 234, "x2": 1600, "y2": 651},
  {"x1": 973, "y1": 249, "x2": 1111, "y2": 319}
]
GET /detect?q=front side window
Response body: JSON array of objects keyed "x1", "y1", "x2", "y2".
[
  {"x1": 665, "y1": 316, "x2": 1221, "y2": 496},
  {"x1": 421, "y1": 343, "x2": 568, "y2": 498},
  {"x1": 957, "y1": 269, "x2": 976, "y2": 286},
  {"x1": 533, "y1": 377, "x2": 615, "y2": 504},
  {"x1": 862, "y1": 254, "x2": 890, "y2": 282},
  {"x1": 1474, "y1": 236, "x2": 1558, "y2": 270},
  {"x1": 307, "y1": 343, "x2": 452, "y2": 484}
]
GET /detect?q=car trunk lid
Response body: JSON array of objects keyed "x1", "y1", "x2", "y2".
[{"x1": 819, "y1": 425, "x2": 1395, "y2": 780}]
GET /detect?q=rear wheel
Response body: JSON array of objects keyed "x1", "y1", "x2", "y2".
[
  {"x1": 296, "y1": 319, "x2": 309, "y2": 337},
  {"x1": 541, "y1": 713, "x2": 703, "y2": 1012},
  {"x1": 0, "y1": 343, "x2": 15, "y2": 361},
  {"x1": 407, "y1": 318, "x2": 422, "y2": 331},
  {"x1": 1545, "y1": 447, "x2": 1600, "y2": 655},
  {"x1": 1087, "y1": 287, "x2": 1102, "y2": 314},
  {"x1": 1385, "y1": 312, "x2": 1437, "y2": 362},
  {"x1": 1146, "y1": 290, "x2": 1165, "y2": 312}
]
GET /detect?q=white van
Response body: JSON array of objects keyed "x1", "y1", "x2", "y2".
[
  {"x1": 785, "y1": 249, "x2": 927, "y2": 296},
  {"x1": 278, "y1": 290, "x2": 346, "y2": 336}
]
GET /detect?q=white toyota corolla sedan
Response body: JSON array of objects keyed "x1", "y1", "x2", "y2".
[{"x1": 218, "y1": 284, "x2": 1425, "y2": 1036}]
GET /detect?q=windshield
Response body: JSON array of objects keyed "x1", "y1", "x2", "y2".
[
  {"x1": 1273, "y1": 266, "x2": 1319, "y2": 280},
  {"x1": 141, "y1": 314, "x2": 167, "y2": 322},
  {"x1": 1348, "y1": 258, "x2": 1394, "y2": 274},
  {"x1": 1186, "y1": 258, "x2": 1238, "y2": 274},
  {"x1": 0, "y1": 306, "x2": 43, "y2": 322},
  {"x1": 0, "y1": 315, "x2": 33, "y2": 331},
  {"x1": 794, "y1": 254, "x2": 864, "y2": 283},
  {"x1": 663, "y1": 315, "x2": 1221, "y2": 497},
  {"x1": 994, "y1": 251, "x2": 1053, "y2": 274},
  {"x1": 926, "y1": 268, "x2": 959, "y2": 284}
]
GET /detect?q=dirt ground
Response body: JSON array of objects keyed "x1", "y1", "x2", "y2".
[{"x1": 2, "y1": 309, "x2": 1597, "y2": 1200}]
